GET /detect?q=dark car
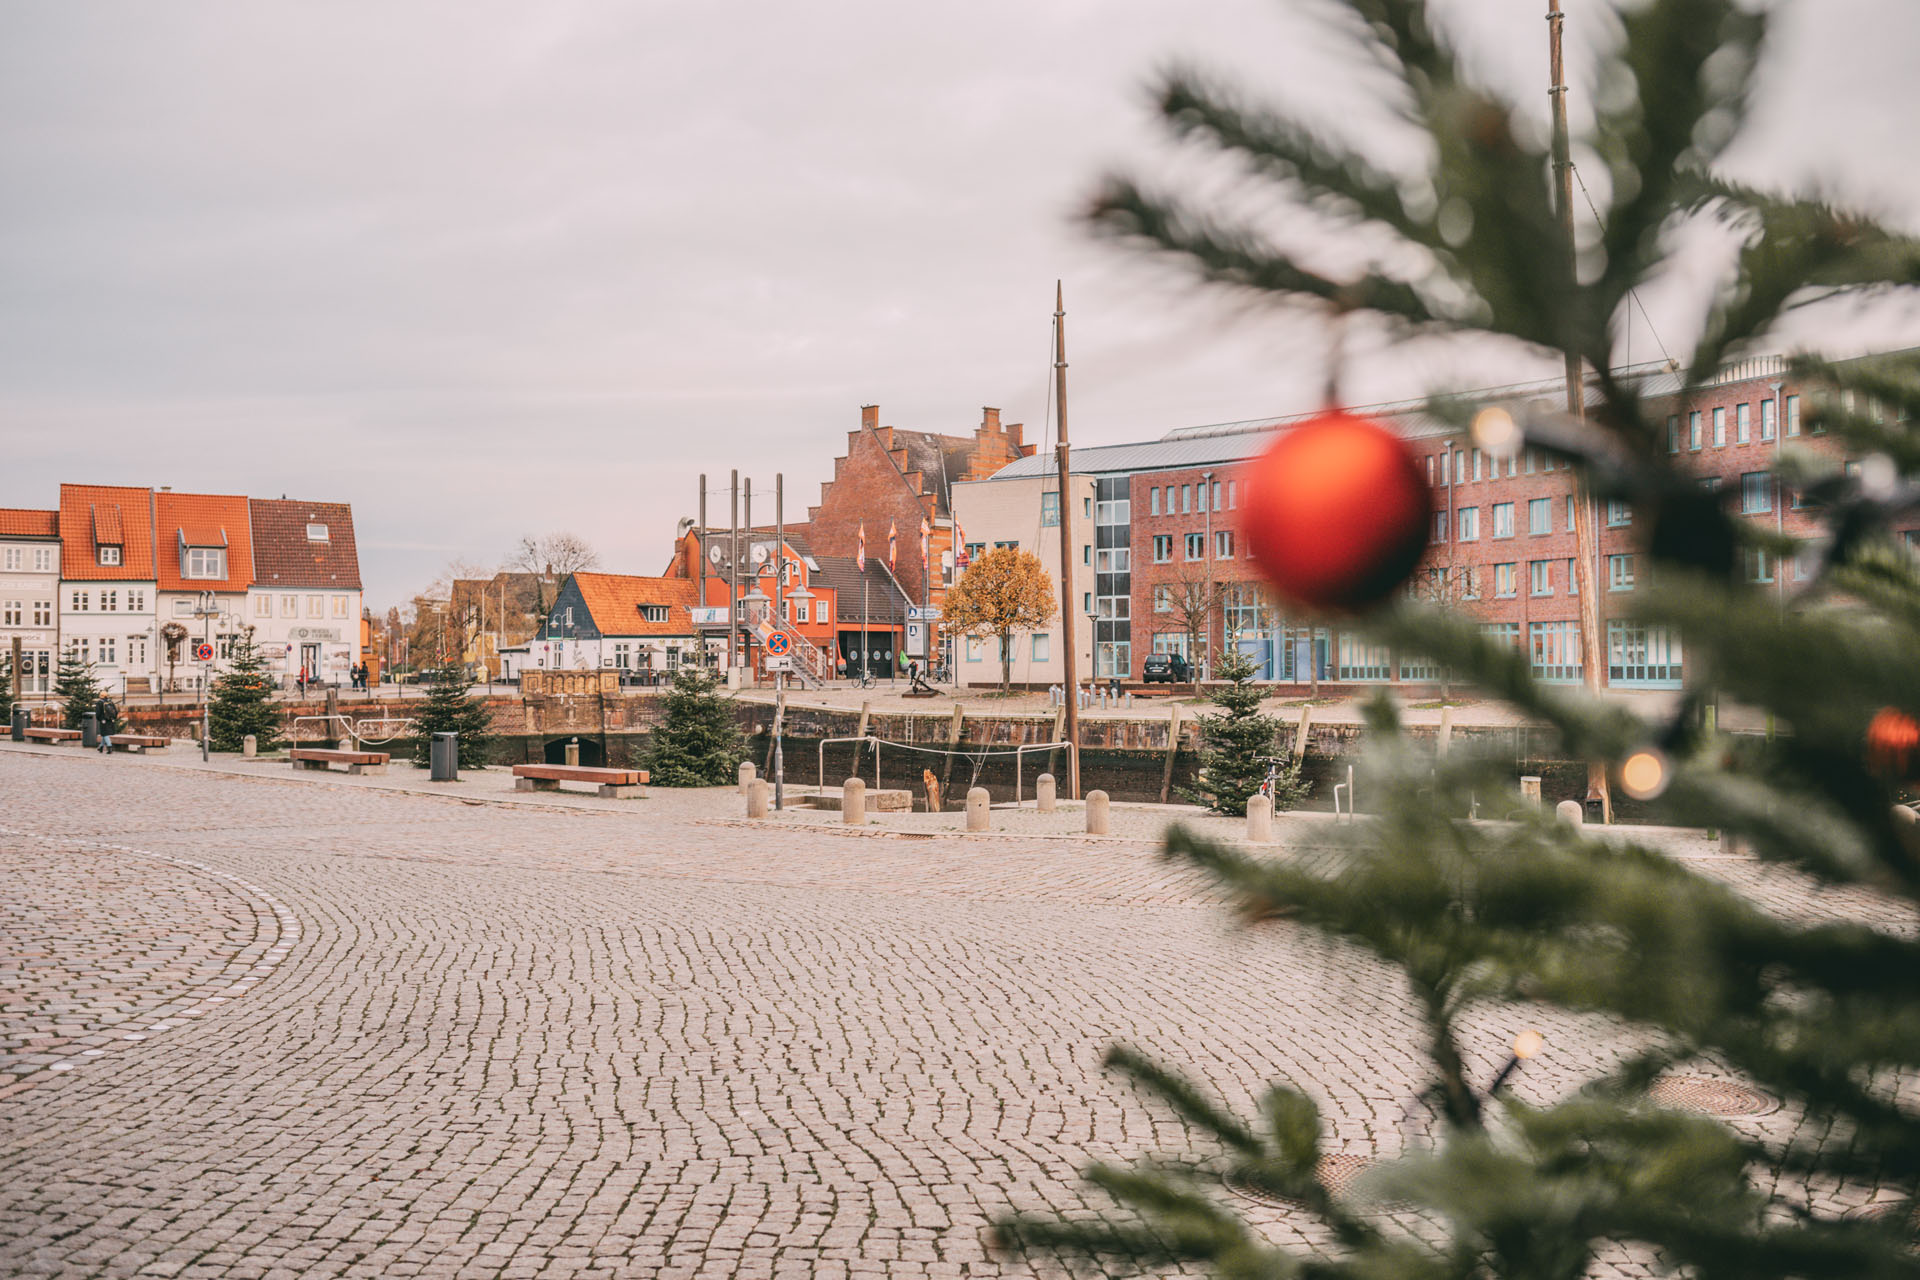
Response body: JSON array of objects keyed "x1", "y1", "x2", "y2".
[{"x1": 1142, "y1": 653, "x2": 1190, "y2": 684}]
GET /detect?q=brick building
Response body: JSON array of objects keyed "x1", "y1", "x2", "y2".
[{"x1": 960, "y1": 354, "x2": 1919, "y2": 691}]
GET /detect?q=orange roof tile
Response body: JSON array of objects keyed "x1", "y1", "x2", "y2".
[
  {"x1": 0, "y1": 508, "x2": 57, "y2": 539},
  {"x1": 156, "y1": 491, "x2": 254, "y2": 592},
  {"x1": 59, "y1": 484, "x2": 156, "y2": 581},
  {"x1": 572, "y1": 573, "x2": 701, "y2": 636}
]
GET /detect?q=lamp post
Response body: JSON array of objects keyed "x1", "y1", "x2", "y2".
[
  {"x1": 1201, "y1": 469, "x2": 1215, "y2": 681},
  {"x1": 193, "y1": 590, "x2": 217, "y2": 760}
]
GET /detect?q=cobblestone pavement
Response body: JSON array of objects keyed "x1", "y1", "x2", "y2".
[{"x1": 1, "y1": 748, "x2": 1910, "y2": 1279}]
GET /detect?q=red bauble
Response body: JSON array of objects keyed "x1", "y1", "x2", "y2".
[
  {"x1": 1239, "y1": 409, "x2": 1433, "y2": 613},
  {"x1": 1868, "y1": 707, "x2": 1920, "y2": 781}
]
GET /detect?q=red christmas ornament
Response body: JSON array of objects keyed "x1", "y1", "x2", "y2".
[
  {"x1": 1239, "y1": 409, "x2": 1432, "y2": 613},
  {"x1": 1867, "y1": 707, "x2": 1920, "y2": 780}
]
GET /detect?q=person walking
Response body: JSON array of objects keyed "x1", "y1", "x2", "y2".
[{"x1": 297, "y1": 665, "x2": 308, "y2": 699}]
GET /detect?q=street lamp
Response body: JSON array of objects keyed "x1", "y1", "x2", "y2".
[{"x1": 192, "y1": 590, "x2": 218, "y2": 760}]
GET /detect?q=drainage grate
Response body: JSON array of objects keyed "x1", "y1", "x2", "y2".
[
  {"x1": 1225, "y1": 1153, "x2": 1387, "y2": 1208},
  {"x1": 1649, "y1": 1075, "x2": 1778, "y2": 1117}
]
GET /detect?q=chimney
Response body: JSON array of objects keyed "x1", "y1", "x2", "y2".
[
  {"x1": 981, "y1": 407, "x2": 1001, "y2": 433},
  {"x1": 861, "y1": 404, "x2": 879, "y2": 431}
]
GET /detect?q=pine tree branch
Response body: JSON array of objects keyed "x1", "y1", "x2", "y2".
[{"x1": 1104, "y1": 1046, "x2": 1264, "y2": 1158}]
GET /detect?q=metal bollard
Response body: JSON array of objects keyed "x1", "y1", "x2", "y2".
[
  {"x1": 81, "y1": 711, "x2": 98, "y2": 750},
  {"x1": 1246, "y1": 792, "x2": 1273, "y2": 842},
  {"x1": 747, "y1": 778, "x2": 770, "y2": 818},
  {"x1": 1086, "y1": 789, "x2": 1110, "y2": 835},
  {"x1": 843, "y1": 777, "x2": 866, "y2": 825},
  {"x1": 966, "y1": 787, "x2": 990, "y2": 831},
  {"x1": 739, "y1": 761, "x2": 756, "y2": 794},
  {"x1": 1036, "y1": 773, "x2": 1056, "y2": 813},
  {"x1": 1555, "y1": 799, "x2": 1584, "y2": 826},
  {"x1": 1519, "y1": 776, "x2": 1542, "y2": 809},
  {"x1": 430, "y1": 732, "x2": 458, "y2": 781},
  {"x1": 243, "y1": 734, "x2": 258, "y2": 758},
  {"x1": 564, "y1": 738, "x2": 580, "y2": 767}
]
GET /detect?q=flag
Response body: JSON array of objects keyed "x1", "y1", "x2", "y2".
[
  {"x1": 955, "y1": 521, "x2": 969, "y2": 568},
  {"x1": 919, "y1": 517, "x2": 929, "y2": 568},
  {"x1": 887, "y1": 521, "x2": 898, "y2": 572},
  {"x1": 857, "y1": 522, "x2": 866, "y2": 572}
]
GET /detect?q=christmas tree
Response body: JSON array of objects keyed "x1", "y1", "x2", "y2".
[
  {"x1": 998, "y1": 1, "x2": 1920, "y2": 1276},
  {"x1": 646, "y1": 665, "x2": 744, "y2": 786},
  {"x1": 0, "y1": 651, "x2": 13, "y2": 727},
  {"x1": 408, "y1": 663, "x2": 494, "y2": 768},
  {"x1": 1181, "y1": 646, "x2": 1303, "y2": 816},
  {"x1": 53, "y1": 645, "x2": 113, "y2": 733},
  {"x1": 207, "y1": 627, "x2": 281, "y2": 752}
]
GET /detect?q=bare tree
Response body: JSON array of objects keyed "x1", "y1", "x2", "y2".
[
  {"x1": 1147, "y1": 564, "x2": 1228, "y2": 691},
  {"x1": 509, "y1": 533, "x2": 600, "y2": 620}
]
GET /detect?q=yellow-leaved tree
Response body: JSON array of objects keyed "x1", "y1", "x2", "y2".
[{"x1": 941, "y1": 547, "x2": 1056, "y2": 693}]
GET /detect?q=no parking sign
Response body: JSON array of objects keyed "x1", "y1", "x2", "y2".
[
  {"x1": 766, "y1": 631, "x2": 792, "y2": 657},
  {"x1": 192, "y1": 642, "x2": 214, "y2": 663}
]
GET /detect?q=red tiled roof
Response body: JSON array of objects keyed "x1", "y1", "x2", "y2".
[
  {"x1": 0, "y1": 509, "x2": 57, "y2": 539},
  {"x1": 248, "y1": 498, "x2": 362, "y2": 589},
  {"x1": 59, "y1": 484, "x2": 156, "y2": 580},
  {"x1": 573, "y1": 573, "x2": 700, "y2": 636},
  {"x1": 156, "y1": 492, "x2": 254, "y2": 593}
]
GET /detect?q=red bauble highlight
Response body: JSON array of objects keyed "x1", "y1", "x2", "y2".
[
  {"x1": 1238, "y1": 409, "x2": 1433, "y2": 613},
  {"x1": 1868, "y1": 707, "x2": 1920, "y2": 781}
]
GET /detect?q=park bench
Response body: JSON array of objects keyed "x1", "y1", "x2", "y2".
[
  {"x1": 511, "y1": 764, "x2": 648, "y2": 799},
  {"x1": 290, "y1": 747, "x2": 390, "y2": 776},
  {"x1": 23, "y1": 727, "x2": 81, "y2": 744},
  {"x1": 110, "y1": 734, "x2": 171, "y2": 752}
]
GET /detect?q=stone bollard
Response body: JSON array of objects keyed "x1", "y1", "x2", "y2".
[
  {"x1": 1555, "y1": 799, "x2": 1584, "y2": 826},
  {"x1": 1086, "y1": 789, "x2": 1110, "y2": 835},
  {"x1": 1246, "y1": 792, "x2": 1273, "y2": 843},
  {"x1": 1519, "y1": 776, "x2": 1542, "y2": 809},
  {"x1": 565, "y1": 738, "x2": 580, "y2": 767},
  {"x1": 843, "y1": 777, "x2": 866, "y2": 825},
  {"x1": 243, "y1": 734, "x2": 258, "y2": 758},
  {"x1": 966, "y1": 787, "x2": 991, "y2": 831},
  {"x1": 738, "y1": 761, "x2": 756, "y2": 794},
  {"x1": 1036, "y1": 773, "x2": 1056, "y2": 813},
  {"x1": 1892, "y1": 805, "x2": 1920, "y2": 859},
  {"x1": 747, "y1": 778, "x2": 770, "y2": 818}
]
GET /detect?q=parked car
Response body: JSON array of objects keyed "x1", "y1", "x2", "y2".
[{"x1": 1142, "y1": 653, "x2": 1190, "y2": 684}]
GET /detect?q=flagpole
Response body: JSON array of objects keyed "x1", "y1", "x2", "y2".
[{"x1": 1053, "y1": 281, "x2": 1082, "y2": 799}]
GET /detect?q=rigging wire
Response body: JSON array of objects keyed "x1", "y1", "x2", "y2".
[{"x1": 1569, "y1": 162, "x2": 1677, "y2": 371}]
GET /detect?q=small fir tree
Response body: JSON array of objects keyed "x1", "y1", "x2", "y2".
[
  {"x1": 208, "y1": 627, "x2": 281, "y2": 752},
  {"x1": 1181, "y1": 646, "x2": 1302, "y2": 815},
  {"x1": 646, "y1": 665, "x2": 745, "y2": 786},
  {"x1": 54, "y1": 645, "x2": 114, "y2": 732},
  {"x1": 0, "y1": 651, "x2": 13, "y2": 727},
  {"x1": 409, "y1": 663, "x2": 494, "y2": 768}
]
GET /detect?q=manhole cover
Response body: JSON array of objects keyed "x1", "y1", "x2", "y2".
[
  {"x1": 1225, "y1": 1153, "x2": 1386, "y2": 1208},
  {"x1": 1649, "y1": 1075, "x2": 1778, "y2": 1117}
]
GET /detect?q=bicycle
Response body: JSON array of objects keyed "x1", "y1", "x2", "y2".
[{"x1": 1255, "y1": 754, "x2": 1294, "y2": 800}]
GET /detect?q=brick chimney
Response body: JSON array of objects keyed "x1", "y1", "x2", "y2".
[
  {"x1": 861, "y1": 404, "x2": 879, "y2": 431},
  {"x1": 981, "y1": 407, "x2": 1001, "y2": 433}
]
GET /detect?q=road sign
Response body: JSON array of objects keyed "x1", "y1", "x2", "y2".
[
  {"x1": 766, "y1": 631, "x2": 792, "y2": 657},
  {"x1": 765, "y1": 656, "x2": 792, "y2": 672},
  {"x1": 192, "y1": 642, "x2": 214, "y2": 663}
]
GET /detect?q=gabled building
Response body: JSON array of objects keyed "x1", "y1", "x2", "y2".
[
  {"x1": 57, "y1": 484, "x2": 159, "y2": 696},
  {"x1": 154, "y1": 490, "x2": 255, "y2": 693},
  {"x1": 534, "y1": 572, "x2": 702, "y2": 677},
  {"x1": 0, "y1": 508, "x2": 60, "y2": 697},
  {"x1": 247, "y1": 498, "x2": 363, "y2": 686}
]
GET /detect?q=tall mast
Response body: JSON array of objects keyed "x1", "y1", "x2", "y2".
[
  {"x1": 1054, "y1": 281, "x2": 1082, "y2": 799},
  {"x1": 1549, "y1": 0, "x2": 1612, "y2": 822}
]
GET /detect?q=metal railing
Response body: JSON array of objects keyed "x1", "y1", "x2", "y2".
[{"x1": 813, "y1": 734, "x2": 1078, "y2": 808}]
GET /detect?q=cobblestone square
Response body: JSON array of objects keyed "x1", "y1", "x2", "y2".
[{"x1": 2, "y1": 747, "x2": 1903, "y2": 1278}]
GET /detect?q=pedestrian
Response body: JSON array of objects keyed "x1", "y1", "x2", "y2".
[{"x1": 297, "y1": 665, "x2": 308, "y2": 698}]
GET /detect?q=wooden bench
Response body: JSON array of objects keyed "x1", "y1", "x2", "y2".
[
  {"x1": 110, "y1": 734, "x2": 171, "y2": 752},
  {"x1": 511, "y1": 764, "x2": 649, "y2": 799},
  {"x1": 290, "y1": 747, "x2": 390, "y2": 776},
  {"x1": 23, "y1": 727, "x2": 81, "y2": 744}
]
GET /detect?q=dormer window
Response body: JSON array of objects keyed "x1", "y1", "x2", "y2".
[
  {"x1": 98, "y1": 545, "x2": 121, "y2": 567},
  {"x1": 306, "y1": 523, "x2": 329, "y2": 542},
  {"x1": 639, "y1": 604, "x2": 669, "y2": 623},
  {"x1": 184, "y1": 547, "x2": 227, "y2": 579}
]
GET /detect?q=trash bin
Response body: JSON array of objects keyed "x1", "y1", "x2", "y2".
[
  {"x1": 81, "y1": 711, "x2": 99, "y2": 750},
  {"x1": 10, "y1": 706, "x2": 27, "y2": 741},
  {"x1": 430, "y1": 731, "x2": 458, "y2": 782}
]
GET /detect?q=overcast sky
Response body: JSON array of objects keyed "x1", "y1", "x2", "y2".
[{"x1": 5, "y1": 1, "x2": 1918, "y2": 608}]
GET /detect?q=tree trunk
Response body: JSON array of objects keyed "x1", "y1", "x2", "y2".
[{"x1": 999, "y1": 629, "x2": 1012, "y2": 693}]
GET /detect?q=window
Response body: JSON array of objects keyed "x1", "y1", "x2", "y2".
[
  {"x1": 1741, "y1": 472, "x2": 1772, "y2": 514},
  {"x1": 1483, "y1": 621, "x2": 1520, "y2": 648},
  {"x1": 1606, "y1": 499, "x2": 1631, "y2": 527},
  {"x1": 1152, "y1": 535, "x2": 1173, "y2": 563},
  {"x1": 1084, "y1": 497, "x2": 1093, "y2": 518},
  {"x1": 254, "y1": 594, "x2": 270, "y2": 617},
  {"x1": 1227, "y1": 480, "x2": 1237, "y2": 509},
  {"x1": 307, "y1": 523, "x2": 330, "y2": 542},
  {"x1": 1460, "y1": 565, "x2": 1481, "y2": 600},
  {"x1": 1736, "y1": 403, "x2": 1751, "y2": 443},
  {"x1": 1440, "y1": 452, "x2": 1451, "y2": 485},
  {"x1": 1745, "y1": 547, "x2": 1774, "y2": 583},
  {"x1": 1608, "y1": 554, "x2": 1636, "y2": 591},
  {"x1": 1491, "y1": 502, "x2": 1514, "y2": 538},
  {"x1": 1211, "y1": 481, "x2": 1222, "y2": 510},
  {"x1": 1667, "y1": 416, "x2": 1680, "y2": 453},
  {"x1": 1494, "y1": 563, "x2": 1517, "y2": 597},
  {"x1": 308, "y1": 596, "x2": 324, "y2": 618},
  {"x1": 101, "y1": 590, "x2": 117, "y2": 612},
  {"x1": 964, "y1": 542, "x2": 985, "y2": 563},
  {"x1": 1, "y1": 600, "x2": 17, "y2": 625},
  {"x1": 185, "y1": 547, "x2": 226, "y2": 579},
  {"x1": 1432, "y1": 510, "x2": 1448, "y2": 542},
  {"x1": 1712, "y1": 406, "x2": 1726, "y2": 446},
  {"x1": 1041, "y1": 492, "x2": 1060, "y2": 527},
  {"x1": 995, "y1": 539, "x2": 1020, "y2": 552},
  {"x1": 71, "y1": 590, "x2": 88, "y2": 612},
  {"x1": 1096, "y1": 548, "x2": 1130, "y2": 572},
  {"x1": 817, "y1": 601, "x2": 829, "y2": 624},
  {"x1": 32, "y1": 601, "x2": 50, "y2": 626},
  {"x1": 1761, "y1": 398, "x2": 1776, "y2": 440},
  {"x1": 98, "y1": 545, "x2": 121, "y2": 566},
  {"x1": 1, "y1": 548, "x2": 16, "y2": 571},
  {"x1": 1337, "y1": 635, "x2": 1393, "y2": 681},
  {"x1": 174, "y1": 598, "x2": 194, "y2": 617},
  {"x1": 1082, "y1": 545, "x2": 1091, "y2": 565},
  {"x1": 795, "y1": 599, "x2": 809, "y2": 623},
  {"x1": 127, "y1": 590, "x2": 144, "y2": 613},
  {"x1": 612, "y1": 643, "x2": 631, "y2": 669},
  {"x1": 1530, "y1": 560, "x2": 1553, "y2": 596},
  {"x1": 1223, "y1": 583, "x2": 1266, "y2": 636},
  {"x1": 639, "y1": 604, "x2": 669, "y2": 622},
  {"x1": 1471, "y1": 449, "x2": 1483, "y2": 482},
  {"x1": 1567, "y1": 557, "x2": 1579, "y2": 595},
  {"x1": 1095, "y1": 498, "x2": 1129, "y2": 524},
  {"x1": 1689, "y1": 411, "x2": 1702, "y2": 451},
  {"x1": 1195, "y1": 483, "x2": 1208, "y2": 514},
  {"x1": 1787, "y1": 394, "x2": 1802, "y2": 436},
  {"x1": 1215, "y1": 530, "x2": 1234, "y2": 559},
  {"x1": 98, "y1": 637, "x2": 116, "y2": 665},
  {"x1": 1082, "y1": 591, "x2": 1093, "y2": 614},
  {"x1": 1608, "y1": 621, "x2": 1683, "y2": 686},
  {"x1": 1185, "y1": 532, "x2": 1205, "y2": 560},
  {"x1": 1180, "y1": 485, "x2": 1191, "y2": 514},
  {"x1": 33, "y1": 548, "x2": 51, "y2": 572},
  {"x1": 1149, "y1": 488, "x2": 1160, "y2": 516},
  {"x1": 1527, "y1": 498, "x2": 1551, "y2": 535},
  {"x1": 1153, "y1": 585, "x2": 1173, "y2": 613},
  {"x1": 965, "y1": 637, "x2": 982, "y2": 663},
  {"x1": 1566, "y1": 495, "x2": 1577, "y2": 531},
  {"x1": 1530, "y1": 620, "x2": 1583, "y2": 682},
  {"x1": 282, "y1": 596, "x2": 297, "y2": 618},
  {"x1": 1032, "y1": 634, "x2": 1050, "y2": 662},
  {"x1": 1457, "y1": 507, "x2": 1479, "y2": 541}
]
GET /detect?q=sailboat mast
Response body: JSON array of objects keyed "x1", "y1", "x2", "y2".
[{"x1": 1054, "y1": 281, "x2": 1082, "y2": 799}]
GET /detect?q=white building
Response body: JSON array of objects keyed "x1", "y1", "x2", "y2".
[
  {"x1": 0, "y1": 507, "x2": 61, "y2": 699},
  {"x1": 56, "y1": 483, "x2": 159, "y2": 698},
  {"x1": 246, "y1": 498, "x2": 363, "y2": 688},
  {"x1": 948, "y1": 470, "x2": 1096, "y2": 689}
]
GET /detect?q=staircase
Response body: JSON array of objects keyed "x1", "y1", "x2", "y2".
[{"x1": 754, "y1": 619, "x2": 830, "y2": 689}]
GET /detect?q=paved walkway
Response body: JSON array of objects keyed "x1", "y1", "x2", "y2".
[{"x1": 0, "y1": 747, "x2": 1902, "y2": 1278}]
